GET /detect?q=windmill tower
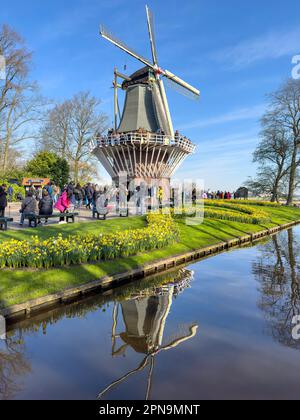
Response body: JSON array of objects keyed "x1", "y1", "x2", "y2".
[{"x1": 91, "y1": 5, "x2": 200, "y2": 194}]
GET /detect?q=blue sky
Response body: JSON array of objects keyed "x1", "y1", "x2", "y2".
[{"x1": 1, "y1": 0, "x2": 300, "y2": 189}]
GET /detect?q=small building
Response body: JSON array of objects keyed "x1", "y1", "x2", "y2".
[
  {"x1": 22, "y1": 178, "x2": 50, "y2": 188},
  {"x1": 235, "y1": 187, "x2": 249, "y2": 199}
]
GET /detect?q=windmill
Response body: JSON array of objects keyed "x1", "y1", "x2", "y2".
[{"x1": 91, "y1": 5, "x2": 200, "y2": 196}]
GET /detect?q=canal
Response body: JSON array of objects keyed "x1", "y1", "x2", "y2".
[{"x1": 1, "y1": 226, "x2": 300, "y2": 400}]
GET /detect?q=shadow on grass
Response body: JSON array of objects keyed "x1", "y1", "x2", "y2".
[{"x1": 203, "y1": 220, "x2": 252, "y2": 237}]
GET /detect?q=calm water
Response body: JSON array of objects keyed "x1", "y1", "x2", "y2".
[{"x1": 1, "y1": 226, "x2": 300, "y2": 400}]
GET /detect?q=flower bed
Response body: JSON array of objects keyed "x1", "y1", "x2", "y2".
[
  {"x1": 203, "y1": 200, "x2": 270, "y2": 223},
  {"x1": 233, "y1": 200, "x2": 281, "y2": 207},
  {"x1": 167, "y1": 201, "x2": 270, "y2": 225},
  {"x1": 204, "y1": 208, "x2": 269, "y2": 224},
  {"x1": 0, "y1": 213, "x2": 179, "y2": 269}
]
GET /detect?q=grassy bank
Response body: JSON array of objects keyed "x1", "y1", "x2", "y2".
[{"x1": 1, "y1": 204, "x2": 300, "y2": 309}]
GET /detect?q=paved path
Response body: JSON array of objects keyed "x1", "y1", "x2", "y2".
[{"x1": 3, "y1": 202, "x2": 110, "y2": 231}]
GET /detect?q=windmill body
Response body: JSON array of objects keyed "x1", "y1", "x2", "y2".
[{"x1": 91, "y1": 6, "x2": 199, "y2": 195}]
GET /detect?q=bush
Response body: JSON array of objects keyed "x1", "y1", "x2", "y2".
[{"x1": 0, "y1": 180, "x2": 24, "y2": 201}]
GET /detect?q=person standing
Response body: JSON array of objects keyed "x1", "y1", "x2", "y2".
[
  {"x1": 85, "y1": 183, "x2": 94, "y2": 209},
  {"x1": 53, "y1": 184, "x2": 60, "y2": 204},
  {"x1": 8, "y1": 185, "x2": 13, "y2": 202},
  {"x1": 0, "y1": 185, "x2": 8, "y2": 217},
  {"x1": 74, "y1": 183, "x2": 84, "y2": 209},
  {"x1": 92, "y1": 185, "x2": 101, "y2": 217}
]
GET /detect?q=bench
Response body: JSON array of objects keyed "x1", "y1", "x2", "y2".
[
  {"x1": 25, "y1": 212, "x2": 79, "y2": 227},
  {"x1": 93, "y1": 208, "x2": 108, "y2": 220},
  {"x1": 119, "y1": 208, "x2": 129, "y2": 217},
  {"x1": 0, "y1": 217, "x2": 14, "y2": 231}
]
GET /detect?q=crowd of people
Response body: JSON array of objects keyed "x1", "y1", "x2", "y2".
[
  {"x1": 17, "y1": 182, "x2": 111, "y2": 226},
  {"x1": 0, "y1": 182, "x2": 110, "y2": 226},
  {"x1": 0, "y1": 181, "x2": 247, "y2": 228},
  {"x1": 102, "y1": 127, "x2": 192, "y2": 147},
  {"x1": 201, "y1": 190, "x2": 235, "y2": 200}
]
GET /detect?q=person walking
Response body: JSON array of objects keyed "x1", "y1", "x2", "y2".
[
  {"x1": 38, "y1": 189, "x2": 53, "y2": 223},
  {"x1": 0, "y1": 185, "x2": 8, "y2": 217},
  {"x1": 85, "y1": 183, "x2": 94, "y2": 209},
  {"x1": 19, "y1": 191, "x2": 38, "y2": 226}
]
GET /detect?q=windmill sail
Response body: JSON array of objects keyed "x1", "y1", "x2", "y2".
[
  {"x1": 164, "y1": 69, "x2": 200, "y2": 99},
  {"x1": 146, "y1": 5, "x2": 158, "y2": 65},
  {"x1": 151, "y1": 81, "x2": 172, "y2": 135},
  {"x1": 164, "y1": 76, "x2": 200, "y2": 101},
  {"x1": 100, "y1": 25, "x2": 153, "y2": 69}
]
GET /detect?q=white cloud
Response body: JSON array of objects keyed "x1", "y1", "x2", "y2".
[
  {"x1": 214, "y1": 26, "x2": 300, "y2": 69},
  {"x1": 179, "y1": 104, "x2": 265, "y2": 130},
  {"x1": 198, "y1": 132, "x2": 259, "y2": 154}
]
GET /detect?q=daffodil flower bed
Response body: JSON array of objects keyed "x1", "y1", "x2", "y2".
[
  {"x1": 0, "y1": 213, "x2": 179, "y2": 269},
  {"x1": 233, "y1": 200, "x2": 281, "y2": 207},
  {"x1": 164, "y1": 201, "x2": 270, "y2": 225},
  {"x1": 204, "y1": 208, "x2": 269, "y2": 224},
  {"x1": 203, "y1": 200, "x2": 271, "y2": 224}
]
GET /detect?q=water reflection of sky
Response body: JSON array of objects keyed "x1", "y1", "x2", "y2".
[{"x1": 1, "y1": 226, "x2": 300, "y2": 400}]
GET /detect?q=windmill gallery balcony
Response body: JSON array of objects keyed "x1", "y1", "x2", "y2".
[{"x1": 91, "y1": 131, "x2": 196, "y2": 180}]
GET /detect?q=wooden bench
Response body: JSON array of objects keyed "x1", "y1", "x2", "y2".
[
  {"x1": 0, "y1": 217, "x2": 14, "y2": 231},
  {"x1": 25, "y1": 212, "x2": 79, "y2": 227}
]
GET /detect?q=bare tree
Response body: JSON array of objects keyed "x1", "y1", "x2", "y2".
[
  {"x1": 0, "y1": 25, "x2": 45, "y2": 172},
  {"x1": 1, "y1": 83, "x2": 46, "y2": 171},
  {"x1": 253, "y1": 118, "x2": 292, "y2": 202},
  {"x1": 0, "y1": 24, "x2": 32, "y2": 113},
  {"x1": 68, "y1": 92, "x2": 108, "y2": 182},
  {"x1": 39, "y1": 100, "x2": 72, "y2": 159},
  {"x1": 246, "y1": 166, "x2": 289, "y2": 200},
  {"x1": 40, "y1": 91, "x2": 108, "y2": 182},
  {"x1": 266, "y1": 79, "x2": 300, "y2": 205}
]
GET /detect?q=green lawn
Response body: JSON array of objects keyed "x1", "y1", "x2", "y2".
[
  {"x1": 0, "y1": 217, "x2": 146, "y2": 242},
  {"x1": 1, "y1": 204, "x2": 300, "y2": 309}
]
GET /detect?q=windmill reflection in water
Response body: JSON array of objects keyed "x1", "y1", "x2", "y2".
[{"x1": 97, "y1": 269, "x2": 198, "y2": 400}]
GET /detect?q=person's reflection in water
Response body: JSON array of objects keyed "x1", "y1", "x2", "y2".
[
  {"x1": 253, "y1": 228, "x2": 300, "y2": 349},
  {"x1": 98, "y1": 269, "x2": 198, "y2": 400}
]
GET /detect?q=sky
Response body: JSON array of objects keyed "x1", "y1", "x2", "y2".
[{"x1": 1, "y1": 0, "x2": 300, "y2": 190}]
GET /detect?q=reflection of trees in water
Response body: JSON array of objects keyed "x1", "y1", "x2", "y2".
[
  {"x1": 0, "y1": 332, "x2": 31, "y2": 400},
  {"x1": 253, "y1": 228, "x2": 300, "y2": 348}
]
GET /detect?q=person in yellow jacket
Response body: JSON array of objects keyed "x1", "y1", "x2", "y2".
[{"x1": 157, "y1": 186, "x2": 163, "y2": 206}]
